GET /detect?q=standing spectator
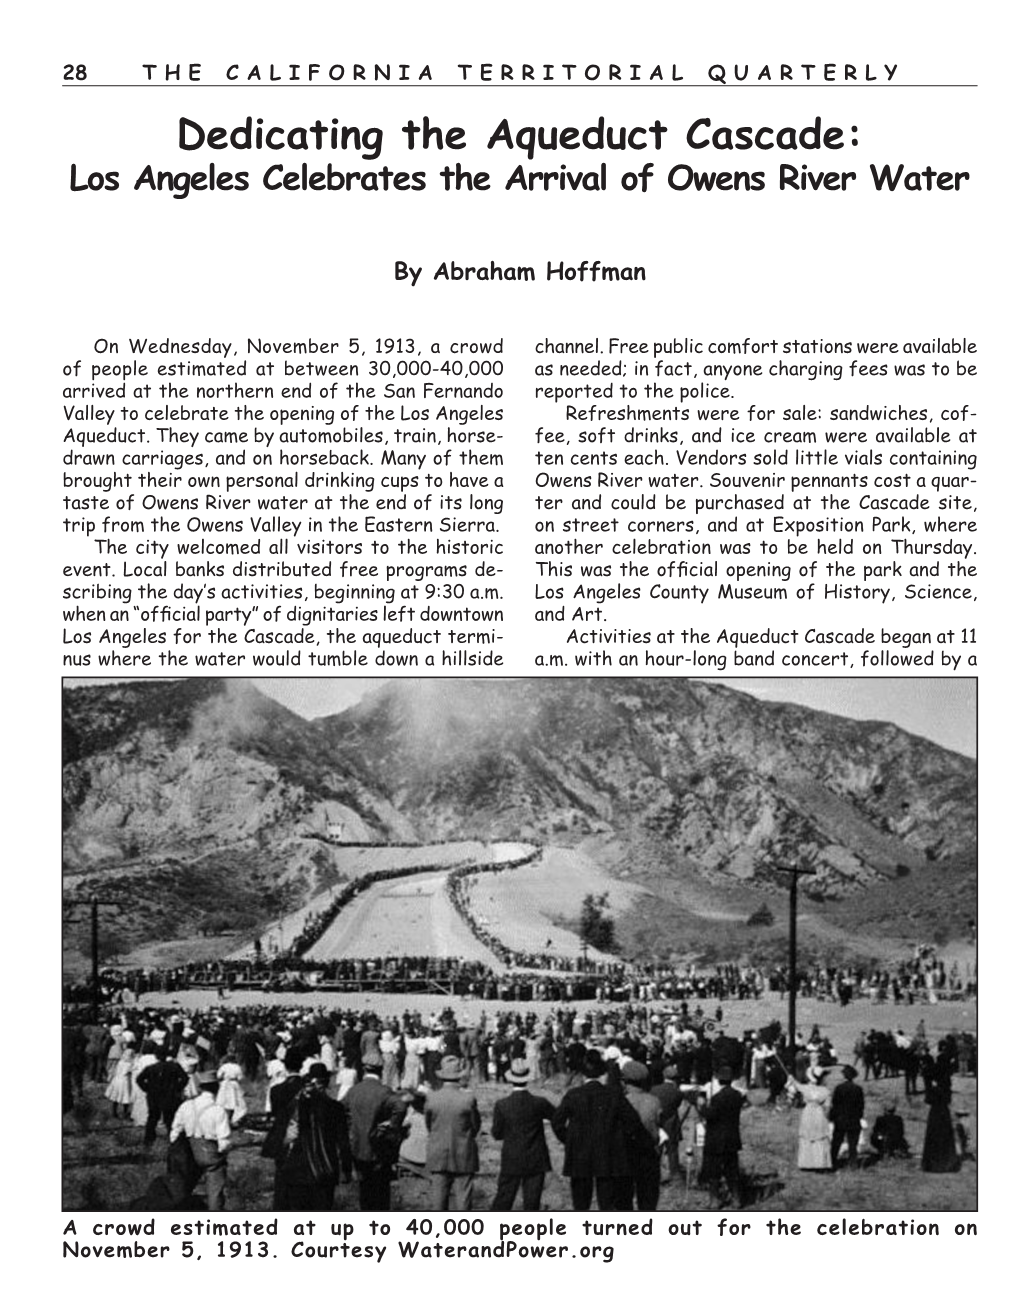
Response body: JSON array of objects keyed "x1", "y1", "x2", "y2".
[
  {"x1": 620, "y1": 1061, "x2": 662, "y2": 1211},
  {"x1": 650, "y1": 1065, "x2": 684, "y2": 1181},
  {"x1": 169, "y1": 1071, "x2": 232, "y2": 1211},
  {"x1": 216, "y1": 1058, "x2": 247, "y2": 1126},
  {"x1": 85, "y1": 1022, "x2": 112, "y2": 1084},
  {"x1": 786, "y1": 1069, "x2": 832, "y2": 1171},
  {"x1": 699, "y1": 1066, "x2": 746, "y2": 1208},
  {"x1": 490, "y1": 1060, "x2": 557, "y2": 1211},
  {"x1": 922, "y1": 1042, "x2": 961, "y2": 1173},
  {"x1": 424, "y1": 1057, "x2": 481, "y2": 1210},
  {"x1": 273, "y1": 1064, "x2": 352, "y2": 1210},
  {"x1": 830, "y1": 1066, "x2": 865, "y2": 1169},
  {"x1": 552, "y1": 1049, "x2": 640, "y2": 1211},
  {"x1": 136, "y1": 1048, "x2": 188, "y2": 1147},
  {"x1": 345, "y1": 1059, "x2": 408, "y2": 1210},
  {"x1": 105, "y1": 1040, "x2": 135, "y2": 1120}
]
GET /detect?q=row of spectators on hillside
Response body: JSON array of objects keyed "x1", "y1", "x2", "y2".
[{"x1": 288, "y1": 847, "x2": 541, "y2": 959}]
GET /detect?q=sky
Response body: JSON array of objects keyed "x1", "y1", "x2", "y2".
[{"x1": 65, "y1": 676, "x2": 977, "y2": 756}]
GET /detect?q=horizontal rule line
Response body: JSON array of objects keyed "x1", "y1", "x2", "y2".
[{"x1": 62, "y1": 83, "x2": 979, "y2": 89}]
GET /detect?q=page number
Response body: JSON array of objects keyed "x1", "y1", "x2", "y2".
[{"x1": 63, "y1": 64, "x2": 87, "y2": 81}]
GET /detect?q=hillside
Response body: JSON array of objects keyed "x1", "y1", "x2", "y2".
[
  {"x1": 318, "y1": 678, "x2": 974, "y2": 893},
  {"x1": 62, "y1": 677, "x2": 976, "y2": 962},
  {"x1": 62, "y1": 679, "x2": 413, "y2": 950}
]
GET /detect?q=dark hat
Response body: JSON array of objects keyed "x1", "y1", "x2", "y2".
[
  {"x1": 305, "y1": 1062, "x2": 329, "y2": 1084},
  {"x1": 507, "y1": 1059, "x2": 531, "y2": 1085},
  {"x1": 438, "y1": 1056, "x2": 464, "y2": 1082},
  {"x1": 621, "y1": 1061, "x2": 648, "y2": 1085},
  {"x1": 196, "y1": 1069, "x2": 218, "y2": 1088},
  {"x1": 582, "y1": 1049, "x2": 606, "y2": 1080},
  {"x1": 716, "y1": 1066, "x2": 734, "y2": 1083},
  {"x1": 842, "y1": 1065, "x2": 859, "y2": 1080}
]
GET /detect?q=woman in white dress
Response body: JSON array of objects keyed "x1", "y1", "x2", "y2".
[
  {"x1": 105, "y1": 1044, "x2": 136, "y2": 1119},
  {"x1": 216, "y1": 1059, "x2": 247, "y2": 1125},
  {"x1": 334, "y1": 1055, "x2": 358, "y2": 1101},
  {"x1": 264, "y1": 1055, "x2": 287, "y2": 1112},
  {"x1": 788, "y1": 1068, "x2": 832, "y2": 1170},
  {"x1": 380, "y1": 1031, "x2": 400, "y2": 1090},
  {"x1": 400, "y1": 1031, "x2": 424, "y2": 1090}
]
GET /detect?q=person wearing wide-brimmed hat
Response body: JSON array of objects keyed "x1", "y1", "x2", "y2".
[
  {"x1": 490, "y1": 1060, "x2": 557, "y2": 1211},
  {"x1": 423, "y1": 1057, "x2": 481, "y2": 1210}
]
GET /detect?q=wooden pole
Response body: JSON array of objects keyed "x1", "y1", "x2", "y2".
[{"x1": 774, "y1": 863, "x2": 816, "y2": 1066}]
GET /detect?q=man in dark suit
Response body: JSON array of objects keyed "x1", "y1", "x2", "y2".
[
  {"x1": 551, "y1": 1048, "x2": 642, "y2": 1211},
  {"x1": 135, "y1": 1047, "x2": 189, "y2": 1146},
  {"x1": 650, "y1": 1065, "x2": 685, "y2": 1181},
  {"x1": 699, "y1": 1066, "x2": 745, "y2": 1208},
  {"x1": 830, "y1": 1065, "x2": 866, "y2": 1168},
  {"x1": 260, "y1": 1049, "x2": 306, "y2": 1208},
  {"x1": 490, "y1": 1059, "x2": 557, "y2": 1211},
  {"x1": 345, "y1": 1058, "x2": 408, "y2": 1210}
]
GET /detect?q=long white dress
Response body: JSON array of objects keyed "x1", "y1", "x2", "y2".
[
  {"x1": 216, "y1": 1061, "x2": 247, "y2": 1124},
  {"x1": 105, "y1": 1049, "x2": 135, "y2": 1108},
  {"x1": 791, "y1": 1081, "x2": 832, "y2": 1169},
  {"x1": 400, "y1": 1037, "x2": 424, "y2": 1090}
]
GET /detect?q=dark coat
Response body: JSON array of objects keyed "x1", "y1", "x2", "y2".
[
  {"x1": 423, "y1": 1085, "x2": 481, "y2": 1174},
  {"x1": 551, "y1": 1078, "x2": 640, "y2": 1179},
  {"x1": 135, "y1": 1058, "x2": 189, "y2": 1109},
  {"x1": 651, "y1": 1081, "x2": 684, "y2": 1123},
  {"x1": 345, "y1": 1076, "x2": 407, "y2": 1165},
  {"x1": 702, "y1": 1085, "x2": 744, "y2": 1155},
  {"x1": 491, "y1": 1089, "x2": 556, "y2": 1176},
  {"x1": 830, "y1": 1079, "x2": 865, "y2": 1130},
  {"x1": 261, "y1": 1075, "x2": 304, "y2": 1160}
]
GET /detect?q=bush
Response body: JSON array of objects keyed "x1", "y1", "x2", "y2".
[{"x1": 747, "y1": 902, "x2": 775, "y2": 927}]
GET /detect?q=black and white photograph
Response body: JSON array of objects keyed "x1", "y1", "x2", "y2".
[{"x1": 62, "y1": 676, "x2": 976, "y2": 1213}]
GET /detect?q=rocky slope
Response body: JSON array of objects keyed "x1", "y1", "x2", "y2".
[
  {"x1": 62, "y1": 679, "x2": 413, "y2": 947},
  {"x1": 317, "y1": 678, "x2": 975, "y2": 894},
  {"x1": 62, "y1": 677, "x2": 976, "y2": 955}
]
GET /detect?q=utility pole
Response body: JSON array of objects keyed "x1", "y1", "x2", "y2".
[
  {"x1": 65, "y1": 894, "x2": 121, "y2": 1022},
  {"x1": 774, "y1": 862, "x2": 816, "y2": 1064}
]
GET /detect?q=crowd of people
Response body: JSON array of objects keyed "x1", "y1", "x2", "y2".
[
  {"x1": 288, "y1": 847, "x2": 541, "y2": 960},
  {"x1": 63, "y1": 943, "x2": 977, "y2": 1014},
  {"x1": 63, "y1": 996, "x2": 975, "y2": 1212}
]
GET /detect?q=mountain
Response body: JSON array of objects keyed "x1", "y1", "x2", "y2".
[
  {"x1": 62, "y1": 677, "x2": 976, "y2": 959},
  {"x1": 62, "y1": 678, "x2": 413, "y2": 951},
  {"x1": 317, "y1": 678, "x2": 975, "y2": 892}
]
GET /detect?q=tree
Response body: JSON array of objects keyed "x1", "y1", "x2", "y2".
[
  {"x1": 747, "y1": 902, "x2": 775, "y2": 927},
  {"x1": 580, "y1": 892, "x2": 617, "y2": 953}
]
